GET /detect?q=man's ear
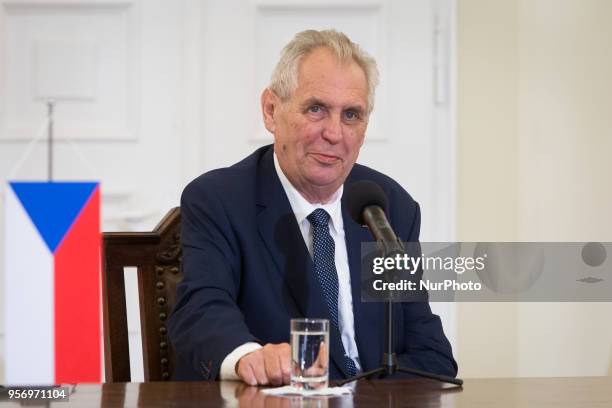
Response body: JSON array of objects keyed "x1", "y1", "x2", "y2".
[{"x1": 261, "y1": 88, "x2": 279, "y2": 134}]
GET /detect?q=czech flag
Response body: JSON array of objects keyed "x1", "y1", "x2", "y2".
[{"x1": 3, "y1": 182, "x2": 101, "y2": 385}]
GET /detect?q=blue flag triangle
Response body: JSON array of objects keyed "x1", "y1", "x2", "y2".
[{"x1": 9, "y1": 182, "x2": 98, "y2": 254}]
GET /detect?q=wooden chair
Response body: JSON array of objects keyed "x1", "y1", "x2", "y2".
[{"x1": 102, "y1": 207, "x2": 182, "y2": 382}]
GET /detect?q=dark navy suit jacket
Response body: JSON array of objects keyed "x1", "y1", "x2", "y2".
[{"x1": 167, "y1": 145, "x2": 457, "y2": 380}]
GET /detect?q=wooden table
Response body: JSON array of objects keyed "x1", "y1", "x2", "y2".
[{"x1": 2, "y1": 377, "x2": 612, "y2": 407}]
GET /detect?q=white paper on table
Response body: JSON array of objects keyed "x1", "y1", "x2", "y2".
[{"x1": 261, "y1": 385, "x2": 353, "y2": 396}]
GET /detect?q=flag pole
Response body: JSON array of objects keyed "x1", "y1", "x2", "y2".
[{"x1": 47, "y1": 100, "x2": 55, "y2": 182}]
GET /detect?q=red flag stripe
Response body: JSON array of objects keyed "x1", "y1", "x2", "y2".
[{"x1": 54, "y1": 186, "x2": 101, "y2": 383}]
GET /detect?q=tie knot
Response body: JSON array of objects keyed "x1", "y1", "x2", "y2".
[{"x1": 307, "y1": 208, "x2": 331, "y2": 228}]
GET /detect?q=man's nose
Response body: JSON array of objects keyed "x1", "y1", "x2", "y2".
[{"x1": 321, "y1": 114, "x2": 343, "y2": 143}]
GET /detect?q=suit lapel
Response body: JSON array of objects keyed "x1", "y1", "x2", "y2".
[{"x1": 256, "y1": 148, "x2": 325, "y2": 318}]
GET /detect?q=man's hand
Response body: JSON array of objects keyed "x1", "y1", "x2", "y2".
[
  {"x1": 303, "y1": 341, "x2": 328, "y2": 378},
  {"x1": 236, "y1": 343, "x2": 291, "y2": 386}
]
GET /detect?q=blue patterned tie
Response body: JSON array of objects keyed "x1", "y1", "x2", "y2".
[{"x1": 307, "y1": 208, "x2": 358, "y2": 377}]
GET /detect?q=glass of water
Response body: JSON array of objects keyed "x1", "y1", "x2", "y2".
[{"x1": 290, "y1": 318, "x2": 330, "y2": 390}]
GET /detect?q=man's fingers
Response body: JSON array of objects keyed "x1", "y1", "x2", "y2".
[
  {"x1": 237, "y1": 351, "x2": 267, "y2": 386},
  {"x1": 263, "y1": 345, "x2": 282, "y2": 386},
  {"x1": 236, "y1": 358, "x2": 257, "y2": 386},
  {"x1": 316, "y1": 342, "x2": 328, "y2": 369},
  {"x1": 302, "y1": 341, "x2": 328, "y2": 377},
  {"x1": 237, "y1": 343, "x2": 292, "y2": 386},
  {"x1": 249, "y1": 352, "x2": 269, "y2": 385},
  {"x1": 264, "y1": 343, "x2": 292, "y2": 385},
  {"x1": 278, "y1": 344, "x2": 292, "y2": 384},
  {"x1": 280, "y1": 355, "x2": 291, "y2": 384}
]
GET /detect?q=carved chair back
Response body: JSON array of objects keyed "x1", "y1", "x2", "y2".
[{"x1": 102, "y1": 208, "x2": 182, "y2": 382}]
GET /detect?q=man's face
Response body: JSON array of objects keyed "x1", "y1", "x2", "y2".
[{"x1": 262, "y1": 47, "x2": 369, "y2": 201}]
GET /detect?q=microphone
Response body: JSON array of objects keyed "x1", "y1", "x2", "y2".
[
  {"x1": 341, "y1": 180, "x2": 464, "y2": 387},
  {"x1": 346, "y1": 180, "x2": 405, "y2": 257}
]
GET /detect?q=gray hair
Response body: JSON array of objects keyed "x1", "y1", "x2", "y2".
[{"x1": 269, "y1": 29, "x2": 379, "y2": 114}]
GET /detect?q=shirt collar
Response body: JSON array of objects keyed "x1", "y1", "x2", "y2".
[{"x1": 273, "y1": 151, "x2": 344, "y2": 234}]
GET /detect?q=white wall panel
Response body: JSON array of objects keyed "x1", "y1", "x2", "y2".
[
  {"x1": 33, "y1": 40, "x2": 98, "y2": 101},
  {"x1": 0, "y1": 0, "x2": 139, "y2": 141}
]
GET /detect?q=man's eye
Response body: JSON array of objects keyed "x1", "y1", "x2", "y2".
[
  {"x1": 344, "y1": 110, "x2": 360, "y2": 121},
  {"x1": 308, "y1": 105, "x2": 322, "y2": 113}
]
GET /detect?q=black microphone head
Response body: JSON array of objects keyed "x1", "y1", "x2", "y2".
[{"x1": 346, "y1": 180, "x2": 388, "y2": 225}]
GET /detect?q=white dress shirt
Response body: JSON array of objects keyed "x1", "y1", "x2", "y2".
[{"x1": 219, "y1": 153, "x2": 361, "y2": 379}]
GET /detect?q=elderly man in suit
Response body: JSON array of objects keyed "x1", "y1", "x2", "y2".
[{"x1": 168, "y1": 29, "x2": 457, "y2": 385}]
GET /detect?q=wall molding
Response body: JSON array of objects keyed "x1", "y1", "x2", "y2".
[{"x1": 0, "y1": 0, "x2": 141, "y2": 142}]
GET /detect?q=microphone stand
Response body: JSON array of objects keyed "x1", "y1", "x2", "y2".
[{"x1": 337, "y1": 242, "x2": 463, "y2": 387}]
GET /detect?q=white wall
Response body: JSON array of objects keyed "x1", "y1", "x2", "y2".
[{"x1": 457, "y1": 0, "x2": 612, "y2": 378}]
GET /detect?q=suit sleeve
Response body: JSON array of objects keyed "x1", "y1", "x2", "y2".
[
  {"x1": 167, "y1": 178, "x2": 258, "y2": 380},
  {"x1": 396, "y1": 200, "x2": 459, "y2": 377}
]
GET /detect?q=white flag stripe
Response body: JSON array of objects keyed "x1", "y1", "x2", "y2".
[{"x1": 4, "y1": 186, "x2": 54, "y2": 385}]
